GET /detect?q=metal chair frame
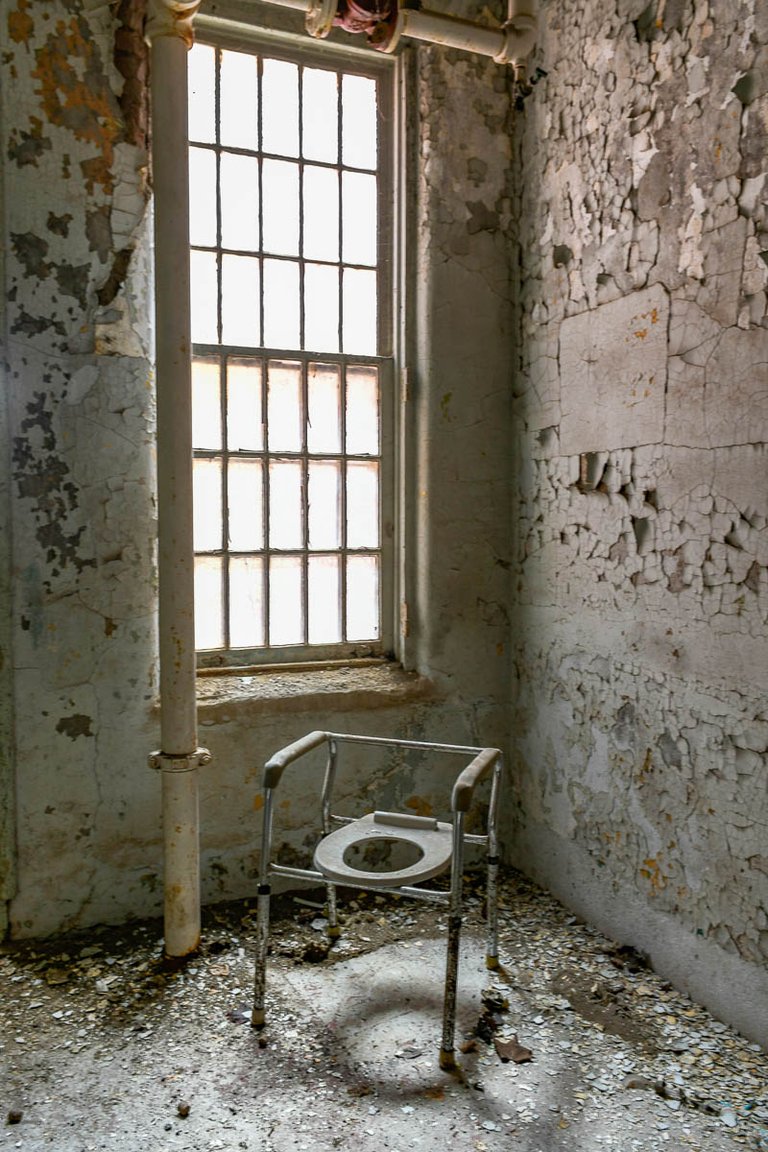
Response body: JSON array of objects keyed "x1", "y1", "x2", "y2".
[{"x1": 251, "y1": 729, "x2": 503, "y2": 1069}]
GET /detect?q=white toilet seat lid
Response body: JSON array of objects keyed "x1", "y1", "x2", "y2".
[{"x1": 313, "y1": 811, "x2": 453, "y2": 887}]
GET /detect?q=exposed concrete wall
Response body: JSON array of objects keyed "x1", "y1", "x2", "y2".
[
  {"x1": 509, "y1": 0, "x2": 768, "y2": 1045},
  {"x1": 1, "y1": 4, "x2": 512, "y2": 935}
]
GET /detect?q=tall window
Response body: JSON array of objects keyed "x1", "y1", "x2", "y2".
[{"x1": 187, "y1": 38, "x2": 395, "y2": 666}]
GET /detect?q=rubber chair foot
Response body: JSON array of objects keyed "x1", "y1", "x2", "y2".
[
  {"x1": 485, "y1": 954, "x2": 500, "y2": 970},
  {"x1": 251, "y1": 1008, "x2": 266, "y2": 1029},
  {"x1": 438, "y1": 1048, "x2": 457, "y2": 1072}
]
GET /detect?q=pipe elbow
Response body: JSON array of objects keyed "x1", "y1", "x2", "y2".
[{"x1": 494, "y1": 15, "x2": 537, "y2": 65}]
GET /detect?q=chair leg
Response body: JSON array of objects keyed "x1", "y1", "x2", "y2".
[
  {"x1": 485, "y1": 854, "x2": 500, "y2": 969},
  {"x1": 440, "y1": 814, "x2": 465, "y2": 1070},
  {"x1": 325, "y1": 881, "x2": 340, "y2": 939},
  {"x1": 251, "y1": 884, "x2": 270, "y2": 1027}
]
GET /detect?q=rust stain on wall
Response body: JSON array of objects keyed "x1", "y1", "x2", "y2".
[
  {"x1": 31, "y1": 13, "x2": 122, "y2": 194},
  {"x1": 7, "y1": 0, "x2": 34, "y2": 46}
]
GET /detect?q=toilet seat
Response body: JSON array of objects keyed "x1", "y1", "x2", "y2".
[{"x1": 313, "y1": 810, "x2": 453, "y2": 887}]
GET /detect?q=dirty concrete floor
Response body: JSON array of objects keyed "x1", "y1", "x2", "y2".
[{"x1": 1, "y1": 871, "x2": 766, "y2": 1151}]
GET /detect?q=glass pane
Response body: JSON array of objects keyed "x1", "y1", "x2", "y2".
[
  {"x1": 308, "y1": 555, "x2": 341, "y2": 643},
  {"x1": 342, "y1": 268, "x2": 376, "y2": 355},
  {"x1": 222, "y1": 254, "x2": 260, "y2": 346},
  {"x1": 229, "y1": 555, "x2": 264, "y2": 647},
  {"x1": 346, "y1": 461, "x2": 378, "y2": 548},
  {"x1": 262, "y1": 58, "x2": 299, "y2": 157},
  {"x1": 193, "y1": 458, "x2": 223, "y2": 551},
  {"x1": 342, "y1": 172, "x2": 377, "y2": 266},
  {"x1": 308, "y1": 461, "x2": 340, "y2": 549},
  {"x1": 269, "y1": 555, "x2": 303, "y2": 645},
  {"x1": 263, "y1": 160, "x2": 299, "y2": 256},
  {"x1": 220, "y1": 50, "x2": 258, "y2": 150},
  {"x1": 346, "y1": 555, "x2": 379, "y2": 640},
  {"x1": 192, "y1": 359, "x2": 221, "y2": 450},
  {"x1": 303, "y1": 166, "x2": 339, "y2": 262},
  {"x1": 267, "y1": 361, "x2": 302, "y2": 450},
  {"x1": 189, "y1": 147, "x2": 217, "y2": 247},
  {"x1": 194, "y1": 556, "x2": 224, "y2": 649},
  {"x1": 227, "y1": 360, "x2": 264, "y2": 450},
  {"x1": 188, "y1": 44, "x2": 216, "y2": 144},
  {"x1": 269, "y1": 461, "x2": 303, "y2": 548},
  {"x1": 342, "y1": 74, "x2": 377, "y2": 170},
  {"x1": 303, "y1": 68, "x2": 338, "y2": 163},
  {"x1": 307, "y1": 363, "x2": 341, "y2": 453},
  {"x1": 221, "y1": 153, "x2": 259, "y2": 251},
  {"x1": 345, "y1": 366, "x2": 379, "y2": 455},
  {"x1": 228, "y1": 460, "x2": 264, "y2": 550},
  {"x1": 190, "y1": 250, "x2": 218, "y2": 344},
  {"x1": 263, "y1": 260, "x2": 299, "y2": 348},
  {"x1": 304, "y1": 264, "x2": 339, "y2": 353}
]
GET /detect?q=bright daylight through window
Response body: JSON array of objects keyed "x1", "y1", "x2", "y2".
[{"x1": 188, "y1": 38, "x2": 394, "y2": 665}]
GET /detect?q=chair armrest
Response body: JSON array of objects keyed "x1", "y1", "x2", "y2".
[
  {"x1": 451, "y1": 747, "x2": 500, "y2": 812},
  {"x1": 262, "y1": 730, "x2": 329, "y2": 790}
]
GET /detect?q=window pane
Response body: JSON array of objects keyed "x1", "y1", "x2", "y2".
[
  {"x1": 342, "y1": 74, "x2": 377, "y2": 170},
  {"x1": 342, "y1": 268, "x2": 377, "y2": 354},
  {"x1": 195, "y1": 556, "x2": 224, "y2": 649},
  {"x1": 307, "y1": 363, "x2": 341, "y2": 453},
  {"x1": 303, "y1": 166, "x2": 339, "y2": 262},
  {"x1": 192, "y1": 359, "x2": 221, "y2": 450},
  {"x1": 188, "y1": 44, "x2": 216, "y2": 144},
  {"x1": 229, "y1": 556, "x2": 264, "y2": 647},
  {"x1": 222, "y1": 254, "x2": 260, "y2": 346},
  {"x1": 342, "y1": 172, "x2": 377, "y2": 266},
  {"x1": 269, "y1": 461, "x2": 303, "y2": 548},
  {"x1": 346, "y1": 461, "x2": 379, "y2": 548},
  {"x1": 263, "y1": 260, "x2": 299, "y2": 348},
  {"x1": 227, "y1": 359, "x2": 263, "y2": 450},
  {"x1": 346, "y1": 555, "x2": 379, "y2": 640},
  {"x1": 308, "y1": 461, "x2": 340, "y2": 549},
  {"x1": 308, "y1": 555, "x2": 341, "y2": 643},
  {"x1": 262, "y1": 58, "x2": 299, "y2": 157},
  {"x1": 228, "y1": 460, "x2": 264, "y2": 550},
  {"x1": 345, "y1": 366, "x2": 379, "y2": 455},
  {"x1": 189, "y1": 147, "x2": 217, "y2": 247},
  {"x1": 267, "y1": 361, "x2": 302, "y2": 450},
  {"x1": 220, "y1": 50, "x2": 258, "y2": 149},
  {"x1": 262, "y1": 159, "x2": 299, "y2": 257},
  {"x1": 193, "y1": 458, "x2": 223, "y2": 551},
  {"x1": 269, "y1": 555, "x2": 303, "y2": 644},
  {"x1": 303, "y1": 68, "x2": 338, "y2": 163},
  {"x1": 304, "y1": 264, "x2": 339, "y2": 353},
  {"x1": 191, "y1": 250, "x2": 218, "y2": 344},
  {"x1": 221, "y1": 153, "x2": 259, "y2": 251}
]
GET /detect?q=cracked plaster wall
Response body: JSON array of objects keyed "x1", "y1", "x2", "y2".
[
  {"x1": 509, "y1": 0, "x2": 768, "y2": 1044},
  {"x1": 1, "y1": 3, "x2": 513, "y2": 935}
]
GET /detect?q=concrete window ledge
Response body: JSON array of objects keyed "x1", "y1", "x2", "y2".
[{"x1": 195, "y1": 662, "x2": 436, "y2": 723}]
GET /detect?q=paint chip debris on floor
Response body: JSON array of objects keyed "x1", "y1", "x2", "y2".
[{"x1": 1, "y1": 871, "x2": 766, "y2": 1151}]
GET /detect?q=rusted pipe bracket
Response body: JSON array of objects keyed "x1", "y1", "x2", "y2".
[
  {"x1": 148, "y1": 748, "x2": 213, "y2": 773},
  {"x1": 145, "y1": 0, "x2": 202, "y2": 47},
  {"x1": 306, "y1": 0, "x2": 337, "y2": 39}
]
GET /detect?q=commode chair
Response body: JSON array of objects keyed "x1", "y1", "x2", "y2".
[{"x1": 251, "y1": 730, "x2": 503, "y2": 1070}]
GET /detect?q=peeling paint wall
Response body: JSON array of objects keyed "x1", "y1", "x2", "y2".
[
  {"x1": 509, "y1": 0, "x2": 768, "y2": 1044},
  {"x1": 2, "y1": 0, "x2": 160, "y2": 934},
  {"x1": 1, "y1": 4, "x2": 512, "y2": 936}
]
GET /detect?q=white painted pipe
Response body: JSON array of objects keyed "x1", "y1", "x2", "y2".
[{"x1": 147, "y1": 0, "x2": 209, "y2": 959}]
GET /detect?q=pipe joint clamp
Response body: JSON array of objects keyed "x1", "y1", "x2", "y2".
[{"x1": 148, "y1": 747, "x2": 213, "y2": 773}]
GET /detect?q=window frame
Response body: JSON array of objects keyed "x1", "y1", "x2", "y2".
[{"x1": 188, "y1": 21, "x2": 400, "y2": 671}]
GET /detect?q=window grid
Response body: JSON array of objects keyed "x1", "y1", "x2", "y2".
[{"x1": 190, "y1": 41, "x2": 392, "y2": 665}]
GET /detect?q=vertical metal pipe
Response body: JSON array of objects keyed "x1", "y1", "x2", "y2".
[
  {"x1": 147, "y1": 0, "x2": 207, "y2": 959},
  {"x1": 485, "y1": 757, "x2": 502, "y2": 968},
  {"x1": 439, "y1": 811, "x2": 465, "y2": 1070}
]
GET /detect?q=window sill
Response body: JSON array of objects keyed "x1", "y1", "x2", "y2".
[{"x1": 196, "y1": 661, "x2": 436, "y2": 724}]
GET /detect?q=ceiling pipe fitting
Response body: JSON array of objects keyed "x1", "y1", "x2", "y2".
[{"x1": 302, "y1": 0, "x2": 538, "y2": 65}]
